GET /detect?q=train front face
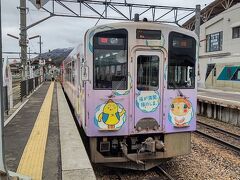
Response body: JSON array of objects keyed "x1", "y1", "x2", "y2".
[{"x1": 84, "y1": 22, "x2": 197, "y2": 170}]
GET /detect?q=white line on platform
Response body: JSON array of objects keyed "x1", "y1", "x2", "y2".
[
  {"x1": 197, "y1": 95, "x2": 240, "y2": 105},
  {"x1": 4, "y1": 99, "x2": 29, "y2": 127},
  {"x1": 198, "y1": 88, "x2": 240, "y2": 95}
]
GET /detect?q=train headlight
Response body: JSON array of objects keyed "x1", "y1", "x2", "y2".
[{"x1": 111, "y1": 139, "x2": 118, "y2": 149}]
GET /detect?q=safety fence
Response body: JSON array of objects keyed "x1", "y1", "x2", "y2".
[
  {"x1": 3, "y1": 86, "x2": 8, "y2": 114},
  {"x1": 20, "y1": 76, "x2": 43, "y2": 101},
  {"x1": 28, "y1": 78, "x2": 34, "y2": 93},
  {"x1": 35, "y1": 76, "x2": 39, "y2": 88}
]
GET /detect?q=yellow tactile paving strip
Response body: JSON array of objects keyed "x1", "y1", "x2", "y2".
[{"x1": 17, "y1": 82, "x2": 54, "y2": 180}]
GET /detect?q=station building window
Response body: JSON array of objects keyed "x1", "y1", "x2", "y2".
[
  {"x1": 206, "y1": 31, "x2": 223, "y2": 52},
  {"x1": 232, "y1": 26, "x2": 240, "y2": 39}
]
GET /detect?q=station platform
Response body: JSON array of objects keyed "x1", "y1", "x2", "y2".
[
  {"x1": 198, "y1": 88, "x2": 240, "y2": 109},
  {"x1": 197, "y1": 88, "x2": 240, "y2": 126},
  {"x1": 3, "y1": 82, "x2": 96, "y2": 180}
]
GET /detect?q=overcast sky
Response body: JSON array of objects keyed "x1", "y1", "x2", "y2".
[{"x1": 2, "y1": 0, "x2": 214, "y2": 60}]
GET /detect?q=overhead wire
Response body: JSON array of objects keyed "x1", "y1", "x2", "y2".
[{"x1": 27, "y1": 7, "x2": 43, "y2": 59}]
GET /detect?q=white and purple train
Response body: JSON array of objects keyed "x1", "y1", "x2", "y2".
[{"x1": 62, "y1": 21, "x2": 198, "y2": 170}]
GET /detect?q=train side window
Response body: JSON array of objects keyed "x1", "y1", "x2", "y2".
[
  {"x1": 111, "y1": 65, "x2": 115, "y2": 74},
  {"x1": 72, "y1": 61, "x2": 75, "y2": 85},
  {"x1": 66, "y1": 62, "x2": 72, "y2": 82},
  {"x1": 93, "y1": 29, "x2": 128, "y2": 90},
  {"x1": 69, "y1": 63, "x2": 72, "y2": 82},
  {"x1": 137, "y1": 55, "x2": 159, "y2": 91},
  {"x1": 230, "y1": 68, "x2": 240, "y2": 81},
  {"x1": 168, "y1": 32, "x2": 196, "y2": 89}
]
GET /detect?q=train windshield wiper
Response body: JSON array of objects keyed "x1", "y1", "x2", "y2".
[
  {"x1": 171, "y1": 81, "x2": 183, "y2": 97},
  {"x1": 113, "y1": 76, "x2": 126, "y2": 91},
  {"x1": 108, "y1": 76, "x2": 126, "y2": 98}
]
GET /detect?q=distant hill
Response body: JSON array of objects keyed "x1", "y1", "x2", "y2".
[{"x1": 34, "y1": 48, "x2": 73, "y2": 66}]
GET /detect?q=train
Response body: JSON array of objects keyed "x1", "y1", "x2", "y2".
[
  {"x1": 204, "y1": 63, "x2": 240, "y2": 90},
  {"x1": 61, "y1": 21, "x2": 198, "y2": 170}
]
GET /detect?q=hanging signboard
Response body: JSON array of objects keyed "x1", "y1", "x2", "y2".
[{"x1": 29, "y1": 0, "x2": 50, "y2": 9}]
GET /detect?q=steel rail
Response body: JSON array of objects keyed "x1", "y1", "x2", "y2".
[
  {"x1": 197, "y1": 121, "x2": 240, "y2": 140},
  {"x1": 109, "y1": 169, "x2": 122, "y2": 180},
  {"x1": 156, "y1": 165, "x2": 175, "y2": 180},
  {"x1": 195, "y1": 130, "x2": 240, "y2": 153}
]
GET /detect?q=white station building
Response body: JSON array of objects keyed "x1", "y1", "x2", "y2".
[{"x1": 184, "y1": 0, "x2": 240, "y2": 91}]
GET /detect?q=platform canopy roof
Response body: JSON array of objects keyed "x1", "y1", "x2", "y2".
[{"x1": 183, "y1": 0, "x2": 240, "y2": 30}]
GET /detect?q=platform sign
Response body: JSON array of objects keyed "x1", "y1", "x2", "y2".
[{"x1": 29, "y1": 0, "x2": 50, "y2": 9}]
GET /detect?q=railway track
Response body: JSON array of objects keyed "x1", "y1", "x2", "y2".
[
  {"x1": 97, "y1": 165, "x2": 175, "y2": 180},
  {"x1": 197, "y1": 121, "x2": 240, "y2": 139},
  {"x1": 196, "y1": 121, "x2": 240, "y2": 153},
  {"x1": 156, "y1": 165, "x2": 175, "y2": 180}
]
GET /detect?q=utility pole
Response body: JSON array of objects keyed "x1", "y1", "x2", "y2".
[
  {"x1": 19, "y1": 0, "x2": 28, "y2": 80},
  {"x1": 19, "y1": 0, "x2": 29, "y2": 96},
  {"x1": 195, "y1": 5, "x2": 201, "y2": 40},
  {"x1": 39, "y1": 36, "x2": 42, "y2": 56},
  {"x1": 195, "y1": 5, "x2": 201, "y2": 79},
  {"x1": 28, "y1": 47, "x2": 31, "y2": 60}
]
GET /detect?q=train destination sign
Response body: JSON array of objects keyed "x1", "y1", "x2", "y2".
[{"x1": 136, "y1": 29, "x2": 161, "y2": 40}]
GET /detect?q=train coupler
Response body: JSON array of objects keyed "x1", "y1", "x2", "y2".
[
  {"x1": 139, "y1": 137, "x2": 165, "y2": 153},
  {"x1": 120, "y1": 137, "x2": 165, "y2": 165},
  {"x1": 120, "y1": 142, "x2": 144, "y2": 164}
]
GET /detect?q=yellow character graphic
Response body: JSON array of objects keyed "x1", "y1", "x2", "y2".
[{"x1": 98, "y1": 100, "x2": 126, "y2": 130}]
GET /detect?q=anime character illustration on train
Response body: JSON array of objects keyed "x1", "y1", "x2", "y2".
[
  {"x1": 168, "y1": 97, "x2": 193, "y2": 127},
  {"x1": 95, "y1": 99, "x2": 126, "y2": 130}
]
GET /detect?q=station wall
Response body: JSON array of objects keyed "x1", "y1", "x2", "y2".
[{"x1": 198, "y1": 3, "x2": 240, "y2": 90}]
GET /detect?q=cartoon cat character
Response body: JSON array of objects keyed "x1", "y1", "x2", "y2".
[
  {"x1": 169, "y1": 97, "x2": 193, "y2": 127},
  {"x1": 98, "y1": 100, "x2": 126, "y2": 129}
]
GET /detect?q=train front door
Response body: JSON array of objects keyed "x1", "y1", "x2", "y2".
[{"x1": 134, "y1": 51, "x2": 163, "y2": 132}]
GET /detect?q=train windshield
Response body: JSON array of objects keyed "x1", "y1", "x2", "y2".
[
  {"x1": 168, "y1": 32, "x2": 196, "y2": 89},
  {"x1": 93, "y1": 29, "x2": 128, "y2": 90}
]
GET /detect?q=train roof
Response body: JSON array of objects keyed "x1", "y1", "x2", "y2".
[
  {"x1": 89, "y1": 21, "x2": 198, "y2": 39},
  {"x1": 63, "y1": 21, "x2": 198, "y2": 64}
]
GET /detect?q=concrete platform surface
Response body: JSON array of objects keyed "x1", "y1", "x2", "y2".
[
  {"x1": 3, "y1": 82, "x2": 96, "y2": 180},
  {"x1": 57, "y1": 83, "x2": 96, "y2": 180},
  {"x1": 198, "y1": 89, "x2": 240, "y2": 108}
]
